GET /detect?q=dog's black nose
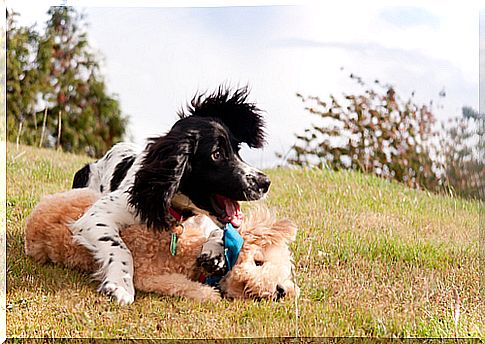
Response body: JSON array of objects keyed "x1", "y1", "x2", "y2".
[
  {"x1": 245, "y1": 171, "x2": 271, "y2": 200},
  {"x1": 257, "y1": 173, "x2": 271, "y2": 194},
  {"x1": 276, "y1": 284, "x2": 286, "y2": 300}
]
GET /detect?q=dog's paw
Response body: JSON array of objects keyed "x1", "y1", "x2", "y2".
[
  {"x1": 202, "y1": 287, "x2": 222, "y2": 302},
  {"x1": 197, "y1": 252, "x2": 226, "y2": 276},
  {"x1": 197, "y1": 229, "x2": 226, "y2": 276},
  {"x1": 191, "y1": 286, "x2": 222, "y2": 302},
  {"x1": 99, "y1": 281, "x2": 135, "y2": 305}
]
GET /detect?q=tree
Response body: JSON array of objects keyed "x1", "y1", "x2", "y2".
[
  {"x1": 6, "y1": 7, "x2": 127, "y2": 157},
  {"x1": 281, "y1": 74, "x2": 441, "y2": 192},
  {"x1": 440, "y1": 107, "x2": 484, "y2": 200},
  {"x1": 37, "y1": 6, "x2": 127, "y2": 156},
  {"x1": 6, "y1": 11, "x2": 43, "y2": 145}
]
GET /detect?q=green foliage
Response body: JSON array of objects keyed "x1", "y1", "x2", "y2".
[
  {"x1": 6, "y1": 7, "x2": 127, "y2": 157},
  {"x1": 440, "y1": 107, "x2": 484, "y2": 200},
  {"x1": 6, "y1": 11, "x2": 42, "y2": 145},
  {"x1": 0, "y1": 15, "x2": 6, "y2": 141},
  {"x1": 282, "y1": 74, "x2": 441, "y2": 192}
]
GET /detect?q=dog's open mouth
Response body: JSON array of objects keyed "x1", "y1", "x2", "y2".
[{"x1": 211, "y1": 194, "x2": 244, "y2": 227}]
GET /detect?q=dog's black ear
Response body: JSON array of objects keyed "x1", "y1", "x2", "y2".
[
  {"x1": 128, "y1": 128, "x2": 198, "y2": 230},
  {"x1": 72, "y1": 163, "x2": 91, "y2": 188},
  {"x1": 179, "y1": 86, "x2": 266, "y2": 148}
]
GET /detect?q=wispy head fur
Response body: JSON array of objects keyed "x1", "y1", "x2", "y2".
[
  {"x1": 178, "y1": 85, "x2": 266, "y2": 148},
  {"x1": 240, "y1": 205, "x2": 298, "y2": 247}
]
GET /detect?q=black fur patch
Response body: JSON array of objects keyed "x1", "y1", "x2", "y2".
[
  {"x1": 72, "y1": 164, "x2": 91, "y2": 188},
  {"x1": 98, "y1": 236, "x2": 121, "y2": 247},
  {"x1": 98, "y1": 236, "x2": 113, "y2": 242},
  {"x1": 110, "y1": 156, "x2": 136, "y2": 191}
]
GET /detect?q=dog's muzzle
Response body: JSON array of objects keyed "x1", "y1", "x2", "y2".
[
  {"x1": 245, "y1": 171, "x2": 271, "y2": 200},
  {"x1": 275, "y1": 284, "x2": 286, "y2": 300}
]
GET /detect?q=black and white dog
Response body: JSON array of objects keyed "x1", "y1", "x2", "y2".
[{"x1": 71, "y1": 87, "x2": 271, "y2": 304}]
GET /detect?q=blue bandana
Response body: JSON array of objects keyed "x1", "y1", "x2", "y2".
[{"x1": 204, "y1": 223, "x2": 244, "y2": 287}]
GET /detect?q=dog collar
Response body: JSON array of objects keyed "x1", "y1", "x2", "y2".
[
  {"x1": 168, "y1": 208, "x2": 185, "y2": 256},
  {"x1": 201, "y1": 223, "x2": 244, "y2": 287},
  {"x1": 169, "y1": 207, "x2": 182, "y2": 222}
]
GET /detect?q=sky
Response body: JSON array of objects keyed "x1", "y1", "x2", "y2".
[{"x1": 9, "y1": 0, "x2": 483, "y2": 168}]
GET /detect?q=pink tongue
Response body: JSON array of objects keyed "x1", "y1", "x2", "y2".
[{"x1": 215, "y1": 195, "x2": 244, "y2": 227}]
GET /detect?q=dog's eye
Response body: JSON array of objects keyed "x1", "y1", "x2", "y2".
[
  {"x1": 254, "y1": 260, "x2": 264, "y2": 266},
  {"x1": 211, "y1": 150, "x2": 222, "y2": 161}
]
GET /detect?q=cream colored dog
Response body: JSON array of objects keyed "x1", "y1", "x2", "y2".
[{"x1": 25, "y1": 188, "x2": 298, "y2": 302}]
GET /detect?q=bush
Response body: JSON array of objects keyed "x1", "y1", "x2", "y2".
[
  {"x1": 440, "y1": 107, "x2": 484, "y2": 200},
  {"x1": 281, "y1": 74, "x2": 441, "y2": 192}
]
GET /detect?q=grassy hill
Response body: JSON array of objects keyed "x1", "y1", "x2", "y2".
[{"x1": 6, "y1": 143, "x2": 483, "y2": 338}]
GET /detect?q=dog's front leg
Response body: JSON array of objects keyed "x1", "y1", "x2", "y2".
[
  {"x1": 70, "y1": 191, "x2": 136, "y2": 305},
  {"x1": 197, "y1": 228, "x2": 226, "y2": 276}
]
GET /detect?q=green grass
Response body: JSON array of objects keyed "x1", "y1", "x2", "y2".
[{"x1": 6, "y1": 143, "x2": 483, "y2": 338}]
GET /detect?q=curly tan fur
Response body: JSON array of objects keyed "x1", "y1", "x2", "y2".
[{"x1": 25, "y1": 188, "x2": 298, "y2": 302}]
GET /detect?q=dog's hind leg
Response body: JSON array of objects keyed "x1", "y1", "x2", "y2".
[{"x1": 134, "y1": 273, "x2": 221, "y2": 302}]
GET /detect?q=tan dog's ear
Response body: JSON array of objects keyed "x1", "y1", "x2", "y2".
[
  {"x1": 241, "y1": 207, "x2": 298, "y2": 246},
  {"x1": 271, "y1": 219, "x2": 298, "y2": 243},
  {"x1": 244, "y1": 218, "x2": 298, "y2": 247}
]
